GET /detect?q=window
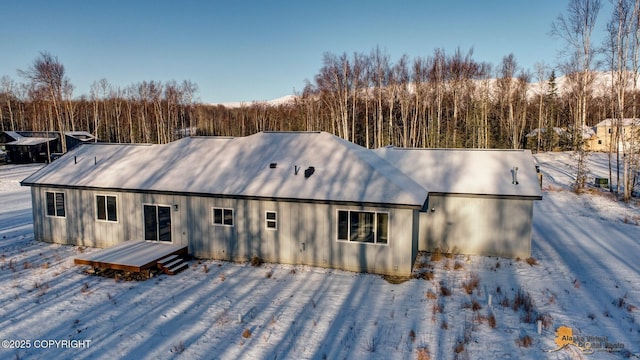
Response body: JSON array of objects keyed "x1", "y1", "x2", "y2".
[
  {"x1": 144, "y1": 205, "x2": 172, "y2": 242},
  {"x1": 96, "y1": 195, "x2": 118, "y2": 222},
  {"x1": 45, "y1": 191, "x2": 66, "y2": 217},
  {"x1": 212, "y1": 207, "x2": 234, "y2": 226},
  {"x1": 337, "y1": 210, "x2": 388, "y2": 244},
  {"x1": 265, "y1": 211, "x2": 277, "y2": 230}
]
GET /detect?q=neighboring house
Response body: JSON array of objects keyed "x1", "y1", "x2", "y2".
[
  {"x1": 525, "y1": 126, "x2": 596, "y2": 151},
  {"x1": 588, "y1": 118, "x2": 640, "y2": 152},
  {"x1": 375, "y1": 147, "x2": 542, "y2": 259},
  {"x1": 0, "y1": 131, "x2": 57, "y2": 163},
  {"x1": 0, "y1": 131, "x2": 96, "y2": 163},
  {"x1": 20, "y1": 131, "x2": 542, "y2": 276}
]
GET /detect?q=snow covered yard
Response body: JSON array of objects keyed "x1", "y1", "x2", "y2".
[{"x1": 0, "y1": 154, "x2": 638, "y2": 360}]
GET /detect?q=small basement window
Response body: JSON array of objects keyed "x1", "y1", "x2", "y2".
[
  {"x1": 265, "y1": 211, "x2": 277, "y2": 230},
  {"x1": 212, "y1": 207, "x2": 234, "y2": 226},
  {"x1": 46, "y1": 191, "x2": 66, "y2": 218}
]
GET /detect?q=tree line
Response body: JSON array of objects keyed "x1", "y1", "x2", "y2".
[
  {"x1": 0, "y1": 0, "x2": 638, "y2": 199},
  {"x1": 0, "y1": 49, "x2": 607, "y2": 150}
]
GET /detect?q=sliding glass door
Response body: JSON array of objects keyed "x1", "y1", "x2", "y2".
[{"x1": 144, "y1": 204, "x2": 172, "y2": 242}]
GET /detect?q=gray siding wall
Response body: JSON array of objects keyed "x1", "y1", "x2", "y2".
[
  {"x1": 187, "y1": 197, "x2": 417, "y2": 276},
  {"x1": 31, "y1": 187, "x2": 189, "y2": 249},
  {"x1": 419, "y1": 195, "x2": 533, "y2": 258},
  {"x1": 31, "y1": 187, "x2": 418, "y2": 276}
]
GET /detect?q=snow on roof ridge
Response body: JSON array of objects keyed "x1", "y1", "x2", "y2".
[
  {"x1": 595, "y1": 118, "x2": 640, "y2": 126},
  {"x1": 384, "y1": 146, "x2": 530, "y2": 152},
  {"x1": 188, "y1": 135, "x2": 235, "y2": 139},
  {"x1": 326, "y1": 134, "x2": 428, "y2": 205},
  {"x1": 263, "y1": 130, "x2": 322, "y2": 133},
  {"x1": 83, "y1": 142, "x2": 153, "y2": 146},
  {"x1": 22, "y1": 131, "x2": 428, "y2": 207}
]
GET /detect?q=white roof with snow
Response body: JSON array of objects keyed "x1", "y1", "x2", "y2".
[
  {"x1": 525, "y1": 126, "x2": 595, "y2": 140},
  {"x1": 2, "y1": 131, "x2": 56, "y2": 146},
  {"x1": 374, "y1": 147, "x2": 543, "y2": 199},
  {"x1": 65, "y1": 131, "x2": 96, "y2": 141},
  {"x1": 525, "y1": 127, "x2": 566, "y2": 137},
  {"x1": 595, "y1": 118, "x2": 640, "y2": 127},
  {"x1": 22, "y1": 132, "x2": 428, "y2": 207}
]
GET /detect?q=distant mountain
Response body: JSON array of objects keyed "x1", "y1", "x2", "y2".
[
  {"x1": 526, "y1": 70, "x2": 622, "y2": 98},
  {"x1": 210, "y1": 71, "x2": 633, "y2": 108},
  {"x1": 210, "y1": 94, "x2": 296, "y2": 108}
]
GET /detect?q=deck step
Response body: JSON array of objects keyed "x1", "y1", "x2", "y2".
[
  {"x1": 165, "y1": 262, "x2": 188, "y2": 275},
  {"x1": 163, "y1": 258, "x2": 184, "y2": 269},
  {"x1": 157, "y1": 255, "x2": 188, "y2": 275},
  {"x1": 157, "y1": 254, "x2": 179, "y2": 266}
]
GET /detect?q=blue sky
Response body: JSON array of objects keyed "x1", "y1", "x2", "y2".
[{"x1": 1, "y1": 1, "x2": 612, "y2": 103}]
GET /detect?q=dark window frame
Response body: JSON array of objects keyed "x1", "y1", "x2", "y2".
[
  {"x1": 212, "y1": 207, "x2": 234, "y2": 227},
  {"x1": 45, "y1": 191, "x2": 66, "y2": 218},
  {"x1": 265, "y1": 211, "x2": 277, "y2": 230},
  {"x1": 96, "y1": 194, "x2": 118, "y2": 222},
  {"x1": 336, "y1": 209, "x2": 389, "y2": 245},
  {"x1": 143, "y1": 204, "x2": 172, "y2": 242}
]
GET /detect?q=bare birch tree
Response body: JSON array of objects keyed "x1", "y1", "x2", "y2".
[
  {"x1": 371, "y1": 47, "x2": 390, "y2": 147},
  {"x1": 0, "y1": 76, "x2": 17, "y2": 131},
  {"x1": 552, "y1": 0, "x2": 601, "y2": 191},
  {"x1": 534, "y1": 62, "x2": 549, "y2": 153},
  {"x1": 429, "y1": 49, "x2": 446, "y2": 147},
  {"x1": 605, "y1": 0, "x2": 634, "y2": 199},
  {"x1": 19, "y1": 52, "x2": 72, "y2": 152}
]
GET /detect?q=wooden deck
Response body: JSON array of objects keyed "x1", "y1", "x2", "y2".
[{"x1": 74, "y1": 241, "x2": 188, "y2": 273}]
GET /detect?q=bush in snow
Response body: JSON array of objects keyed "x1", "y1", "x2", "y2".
[
  {"x1": 415, "y1": 346, "x2": 431, "y2": 360},
  {"x1": 515, "y1": 334, "x2": 532, "y2": 347},
  {"x1": 250, "y1": 256, "x2": 263, "y2": 267},
  {"x1": 512, "y1": 288, "x2": 534, "y2": 313},
  {"x1": 461, "y1": 274, "x2": 480, "y2": 295},
  {"x1": 171, "y1": 341, "x2": 185, "y2": 354},
  {"x1": 430, "y1": 248, "x2": 443, "y2": 262},
  {"x1": 439, "y1": 281, "x2": 452, "y2": 296},
  {"x1": 488, "y1": 312, "x2": 497, "y2": 328}
]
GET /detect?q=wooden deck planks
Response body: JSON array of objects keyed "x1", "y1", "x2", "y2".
[{"x1": 74, "y1": 241, "x2": 188, "y2": 273}]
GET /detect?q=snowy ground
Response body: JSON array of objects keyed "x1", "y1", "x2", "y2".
[{"x1": 0, "y1": 153, "x2": 638, "y2": 360}]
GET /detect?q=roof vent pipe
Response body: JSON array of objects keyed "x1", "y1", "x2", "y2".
[
  {"x1": 512, "y1": 167, "x2": 519, "y2": 185},
  {"x1": 304, "y1": 166, "x2": 315, "y2": 178},
  {"x1": 294, "y1": 165, "x2": 300, "y2": 175},
  {"x1": 74, "y1": 156, "x2": 77, "y2": 164}
]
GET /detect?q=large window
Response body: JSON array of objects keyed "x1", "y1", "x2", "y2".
[
  {"x1": 45, "y1": 191, "x2": 66, "y2": 217},
  {"x1": 96, "y1": 195, "x2": 118, "y2": 222},
  {"x1": 212, "y1": 207, "x2": 234, "y2": 226},
  {"x1": 144, "y1": 205, "x2": 172, "y2": 242},
  {"x1": 337, "y1": 210, "x2": 388, "y2": 244},
  {"x1": 265, "y1": 211, "x2": 277, "y2": 230}
]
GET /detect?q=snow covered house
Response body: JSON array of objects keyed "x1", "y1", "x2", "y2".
[
  {"x1": 0, "y1": 131, "x2": 96, "y2": 163},
  {"x1": 20, "y1": 131, "x2": 542, "y2": 276},
  {"x1": 588, "y1": 118, "x2": 640, "y2": 152},
  {"x1": 525, "y1": 126, "x2": 597, "y2": 151},
  {"x1": 21, "y1": 132, "x2": 426, "y2": 276}
]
